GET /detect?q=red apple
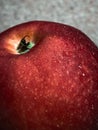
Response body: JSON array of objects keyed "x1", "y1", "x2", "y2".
[{"x1": 0, "y1": 21, "x2": 98, "y2": 130}]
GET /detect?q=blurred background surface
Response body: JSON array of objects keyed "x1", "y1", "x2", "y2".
[{"x1": 0, "y1": 0, "x2": 98, "y2": 46}]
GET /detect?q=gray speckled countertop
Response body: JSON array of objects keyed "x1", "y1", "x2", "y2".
[{"x1": 0, "y1": 0, "x2": 98, "y2": 46}]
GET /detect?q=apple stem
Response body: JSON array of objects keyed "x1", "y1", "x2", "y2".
[{"x1": 16, "y1": 35, "x2": 35, "y2": 54}]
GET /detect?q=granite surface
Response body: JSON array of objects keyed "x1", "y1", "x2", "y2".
[{"x1": 0, "y1": 0, "x2": 98, "y2": 46}]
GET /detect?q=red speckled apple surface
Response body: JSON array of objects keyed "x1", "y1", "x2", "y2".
[{"x1": 0, "y1": 21, "x2": 98, "y2": 130}]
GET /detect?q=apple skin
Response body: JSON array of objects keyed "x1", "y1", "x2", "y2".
[{"x1": 0, "y1": 21, "x2": 98, "y2": 130}]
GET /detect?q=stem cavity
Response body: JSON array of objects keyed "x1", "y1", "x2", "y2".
[{"x1": 16, "y1": 35, "x2": 35, "y2": 54}]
